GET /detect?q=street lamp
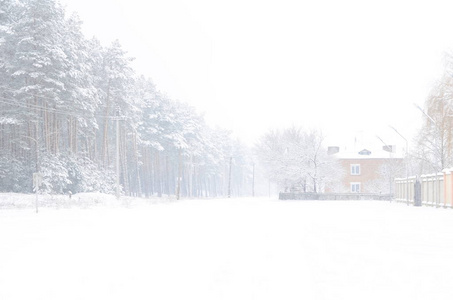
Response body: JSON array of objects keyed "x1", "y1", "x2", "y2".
[
  {"x1": 414, "y1": 103, "x2": 436, "y2": 125},
  {"x1": 389, "y1": 125, "x2": 409, "y2": 205},
  {"x1": 252, "y1": 161, "x2": 255, "y2": 197},
  {"x1": 21, "y1": 135, "x2": 40, "y2": 213},
  {"x1": 228, "y1": 156, "x2": 233, "y2": 198},
  {"x1": 21, "y1": 131, "x2": 61, "y2": 213},
  {"x1": 414, "y1": 103, "x2": 445, "y2": 207},
  {"x1": 414, "y1": 103, "x2": 448, "y2": 171},
  {"x1": 376, "y1": 135, "x2": 387, "y2": 149},
  {"x1": 376, "y1": 135, "x2": 393, "y2": 196}
]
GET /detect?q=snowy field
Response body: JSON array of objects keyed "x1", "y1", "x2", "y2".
[{"x1": 1, "y1": 196, "x2": 453, "y2": 300}]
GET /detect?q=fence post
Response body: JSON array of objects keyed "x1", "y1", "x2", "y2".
[{"x1": 414, "y1": 179, "x2": 422, "y2": 207}]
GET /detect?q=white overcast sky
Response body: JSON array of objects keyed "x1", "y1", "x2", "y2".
[{"x1": 60, "y1": 0, "x2": 453, "y2": 151}]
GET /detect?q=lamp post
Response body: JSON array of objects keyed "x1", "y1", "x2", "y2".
[
  {"x1": 376, "y1": 135, "x2": 393, "y2": 196},
  {"x1": 252, "y1": 162, "x2": 255, "y2": 197},
  {"x1": 22, "y1": 134, "x2": 40, "y2": 213},
  {"x1": 414, "y1": 103, "x2": 445, "y2": 207},
  {"x1": 414, "y1": 103, "x2": 436, "y2": 124},
  {"x1": 116, "y1": 113, "x2": 120, "y2": 199},
  {"x1": 375, "y1": 135, "x2": 388, "y2": 149},
  {"x1": 414, "y1": 103, "x2": 447, "y2": 171},
  {"x1": 228, "y1": 156, "x2": 232, "y2": 198},
  {"x1": 113, "y1": 110, "x2": 125, "y2": 200},
  {"x1": 389, "y1": 126, "x2": 409, "y2": 205}
]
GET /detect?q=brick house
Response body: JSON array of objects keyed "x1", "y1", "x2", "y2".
[{"x1": 329, "y1": 146, "x2": 404, "y2": 194}]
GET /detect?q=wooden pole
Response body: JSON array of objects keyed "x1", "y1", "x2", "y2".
[
  {"x1": 176, "y1": 148, "x2": 182, "y2": 200},
  {"x1": 252, "y1": 163, "x2": 255, "y2": 197},
  {"x1": 228, "y1": 157, "x2": 232, "y2": 198},
  {"x1": 116, "y1": 115, "x2": 120, "y2": 199}
]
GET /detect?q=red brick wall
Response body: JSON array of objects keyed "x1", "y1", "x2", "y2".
[{"x1": 340, "y1": 158, "x2": 403, "y2": 193}]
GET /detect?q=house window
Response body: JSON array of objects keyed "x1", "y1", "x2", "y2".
[
  {"x1": 351, "y1": 182, "x2": 361, "y2": 193},
  {"x1": 350, "y1": 164, "x2": 360, "y2": 175}
]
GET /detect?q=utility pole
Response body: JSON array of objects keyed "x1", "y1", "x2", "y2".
[
  {"x1": 228, "y1": 156, "x2": 232, "y2": 198},
  {"x1": 176, "y1": 148, "x2": 182, "y2": 200},
  {"x1": 35, "y1": 122, "x2": 39, "y2": 213},
  {"x1": 268, "y1": 178, "x2": 271, "y2": 198},
  {"x1": 116, "y1": 112, "x2": 120, "y2": 199},
  {"x1": 252, "y1": 162, "x2": 255, "y2": 197}
]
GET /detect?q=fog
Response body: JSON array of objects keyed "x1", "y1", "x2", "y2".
[{"x1": 61, "y1": 0, "x2": 453, "y2": 148}]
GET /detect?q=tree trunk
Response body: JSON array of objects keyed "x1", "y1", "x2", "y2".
[
  {"x1": 102, "y1": 80, "x2": 111, "y2": 167},
  {"x1": 156, "y1": 151, "x2": 162, "y2": 197},
  {"x1": 133, "y1": 133, "x2": 142, "y2": 197},
  {"x1": 176, "y1": 148, "x2": 182, "y2": 200},
  {"x1": 188, "y1": 154, "x2": 193, "y2": 197},
  {"x1": 121, "y1": 124, "x2": 129, "y2": 196},
  {"x1": 228, "y1": 156, "x2": 232, "y2": 198}
]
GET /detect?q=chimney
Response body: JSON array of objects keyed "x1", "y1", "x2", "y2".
[
  {"x1": 382, "y1": 145, "x2": 396, "y2": 153},
  {"x1": 328, "y1": 146, "x2": 340, "y2": 155}
]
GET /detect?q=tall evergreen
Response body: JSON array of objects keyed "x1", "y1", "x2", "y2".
[{"x1": 0, "y1": 0, "x2": 254, "y2": 197}]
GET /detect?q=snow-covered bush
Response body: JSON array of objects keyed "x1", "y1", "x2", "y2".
[
  {"x1": 39, "y1": 153, "x2": 117, "y2": 195},
  {"x1": 0, "y1": 155, "x2": 33, "y2": 193},
  {"x1": 40, "y1": 153, "x2": 71, "y2": 194}
]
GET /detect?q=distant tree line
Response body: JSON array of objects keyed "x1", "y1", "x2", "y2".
[{"x1": 0, "y1": 0, "x2": 253, "y2": 197}]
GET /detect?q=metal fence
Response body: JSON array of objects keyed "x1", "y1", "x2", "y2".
[{"x1": 395, "y1": 171, "x2": 450, "y2": 208}]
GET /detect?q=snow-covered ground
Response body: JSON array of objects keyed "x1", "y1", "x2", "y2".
[
  {"x1": 0, "y1": 192, "x2": 173, "y2": 209},
  {"x1": 1, "y1": 195, "x2": 453, "y2": 300}
]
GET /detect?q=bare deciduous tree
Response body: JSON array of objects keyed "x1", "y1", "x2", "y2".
[
  {"x1": 255, "y1": 127, "x2": 343, "y2": 193},
  {"x1": 415, "y1": 62, "x2": 453, "y2": 173}
]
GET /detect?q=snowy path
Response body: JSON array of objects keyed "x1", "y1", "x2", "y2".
[{"x1": 1, "y1": 198, "x2": 453, "y2": 300}]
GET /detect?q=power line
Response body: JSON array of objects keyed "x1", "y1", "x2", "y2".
[
  {"x1": 0, "y1": 84, "x2": 66, "y2": 103},
  {"x1": 0, "y1": 84, "x2": 129, "y2": 112},
  {"x1": 0, "y1": 96, "x2": 73, "y2": 116},
  {"x1": 0, "y1": 96, "x2": 119, "y2": 120}
]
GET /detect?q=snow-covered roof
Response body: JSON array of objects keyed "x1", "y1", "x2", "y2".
[{"x1": 332, "y1": 148, "x2": 404, "y2": 159}]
